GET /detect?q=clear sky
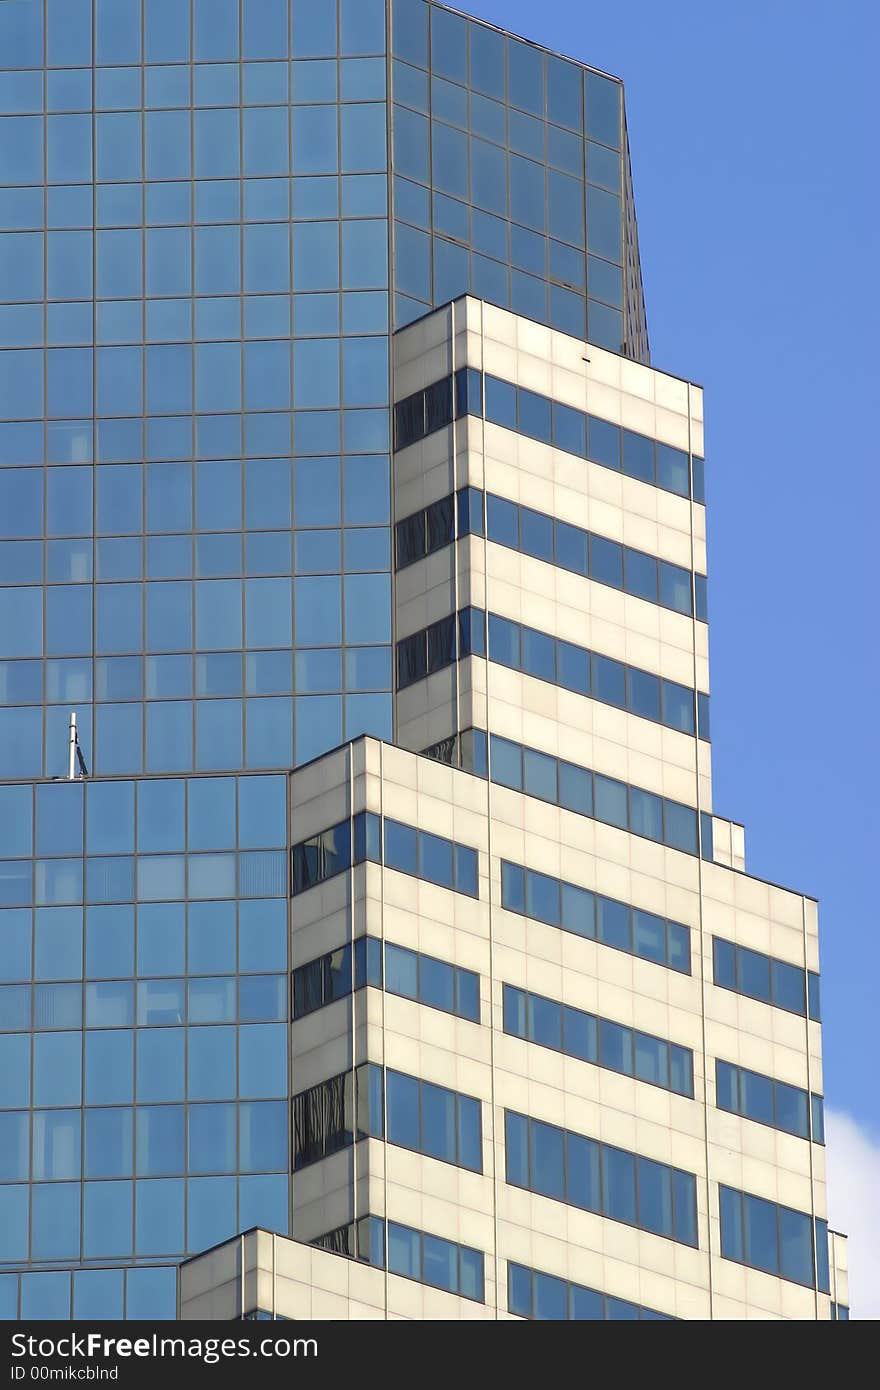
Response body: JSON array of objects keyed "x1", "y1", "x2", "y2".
[{"x1": 465, "y1": 0, "x2": 880, "y2": 1303}]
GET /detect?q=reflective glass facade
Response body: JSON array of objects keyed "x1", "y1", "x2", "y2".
[
  {"x1": 390, "y1": 0, "x2": 647, "y2": 353},
  {"x1": 0, "y1": 0, "x2": 649, "y2": 1322},
  {"x1": 0, "y1": 771, "x2": 288, "y2": 1320}
]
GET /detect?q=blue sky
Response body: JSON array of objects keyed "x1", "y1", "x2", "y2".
[{"x1": 465, "y1": 2, "x2": 880, "y2": 1142}]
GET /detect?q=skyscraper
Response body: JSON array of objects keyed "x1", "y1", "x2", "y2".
[{"x1": 0, "y1": 0, "x2": 847, "y2": 1321}]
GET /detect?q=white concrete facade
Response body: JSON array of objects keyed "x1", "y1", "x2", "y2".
[{"x1": 180, "y1": 300, "x2": 846, "y2": 1321}]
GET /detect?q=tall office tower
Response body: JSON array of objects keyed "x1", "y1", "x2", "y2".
[{"x1": 0, "y1": 2, "x2": 846, "y2": 1323}]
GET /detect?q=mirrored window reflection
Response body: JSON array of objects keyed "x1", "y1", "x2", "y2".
[
  {"x1": 503, "y1": 1267, "x2": 670, "y2": 1317},
  {"x1": 390, "y1": 5, "x2": 639, "y2": 353},
  {"x1": 720, "y1": 1185, "x2": 828, "y2": 1292},
  {"x1": 505, "y1": 1109, "x2": 697, "y2": 1246},
  {"x1": 503, "y1": 984, "x2": 692, "y2": 1097}
]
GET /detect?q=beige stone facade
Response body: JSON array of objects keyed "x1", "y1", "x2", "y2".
[{"x1": 179, "y1": 300, "x2": 846, "y2": 1321}]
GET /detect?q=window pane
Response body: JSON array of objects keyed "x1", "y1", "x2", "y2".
[
  {"x1": 713, "y1": 938, "x2": 737, "y2": 990},
  {"x1": 632, "y1": 909, "x2": 666, "y2": 964},
  {"x1": 739, "y1": 946, "x2": 771, "y2": 1001},
  {"x1": 384, "y1": 820, "x2": 418, "y2": 876},
  {"x1": 672, "y1": 1170, "x2": 698, "y2": 1247},
  {"x1": 636, "y1": 1157, "x2": 673, "y2": 1237},
  {"x1": 525, "y1": 870, "x2": 559, "y2": 926},
  {"x1": 533, "y1": 1272, "x2": 567, "y2": 1320},
  {"x1": 529, "y1": 994, "x2": 562, "y2": 1051},
  {"x1": 563, "y1": 1006, "x2": 597, "y2": 1064},
  {"x1": 419, "y1": 832, "x2": 454, "y2": 889},
  {"x1": 529, "y1": 1119, "x2": 564, "y2": 1200},
  {"x1": 419, "y1": 956, "x2": 455, "y2": 1013},
  {"x1": 558, "y1": 884, "x2": 595, "y2": 939},
  {"x1": 602, "y1": 1145, "x2": 636, "y2": 1225},
  {"x1": 455, "y1": 966, "x2": 480, "y2": 1022},
  {"x1": 743, "y1": 1193, "x2": 779, "y2": 1274},
  {"x1": 385, "y1": 1070, "x2": 418, "y2": 1151},
  {"x1": 456, "y1": 1094, "x2": 482, "y2": 1172},
  {"x1": 599, "y1": 1018, "x2": 632, "y2": 1074},
  {"x1": 720, "y1": 1185, "x2": 743, "y2": 1262},
  {"x1": 779, "y1": 1206, "x2": 813, "y2": 1286},
  {"x1": 741, "y1": 1069, "x2": 774, "y2": 1127},
  {"x1": 423, "y1": 1233, "x2": 458, "y2": 1294},
  {"x1": 775, "y1": 1082, "x2": 809, "y2": 1139},
  {"x1": 567, "y1": 1134, "x2": 600, "y2": 1212},
  {"x1": 715, "y1": 1060, "x2": 739, "y2": 1114},
  {"x1": 421, "y1": 1081, "x2": 456, "y2": 1163},
  {"x1": 596, "y1": 896, "x2": 629, "y2": 951},
  {"x1": 385, "y1": 943, "x2": 418, "y2": 1000},
  {"x1": 772, "y1": 959, "x2": 806, "y2": 1015},
  {"x1": 634, "y1": 1033, "x2": 668, "y2": 1089}
]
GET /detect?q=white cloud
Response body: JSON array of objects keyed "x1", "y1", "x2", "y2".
[{"x1": 825, "y1": 1108, "x2": 880, "y2": 1319}]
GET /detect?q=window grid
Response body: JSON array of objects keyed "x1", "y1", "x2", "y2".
[
  {"x1": 719, "y1": 1184, "x2": 830, "y2": 1292},
  {"x1": 0, "y1": 770, "x2": 289, "y2": 1267},
  {"x1": 0, "y1": 1263, "x2": 177, "y2": 1321},
  {"x1": 500, "y1": 861, "x2": 691, "y2": 975},
  {"x1": 0, "y1": 1, "x2": 395, "y2": 785},
  {"x1": 389, "y1": 0, "x2": 643, "y2": 355},
  {"x1": 379, "y1": 1065, "x2": 483, "y2": 1173},
  {"x1": 397, "y1": 605, "x2": 710, "y2": 742},
  {"x1": 395, "y1": 484, "x2": 708, "y2": 622},
  {"x1": 292, "y1": 1062, "x2": 484, "y2": 1176},
  {"x1": 715, "y1": 1059, "x2": 824, "y2": 1144},
  {"x1": 712, "y1": 937, "x2": 821, "y2": 1022},
  {"x1": 289, "y1": 810, "x2": 479, "y2": 898},
  {"x1": 505, "y1": 1109, "x2": 699, "y2": 1246},
  {"x1": 422, "y1": 727, "x2": 715, "y2": 863},
  {"x1": 393, "y1": 368, "x2": 704, "y2": 502},
  {"x1": 508, "y1": 1261, "x2": 673, "y2": 1321},
  {"x1": 312, "y1": 1213, "x2": 484, "y2": 1303},
  {"x1": 504, "y1": 983, "x2": 694, "y2": 1097},
  {"x1": 292, "y1": 935, "x2": 480, "y2": 1024}
]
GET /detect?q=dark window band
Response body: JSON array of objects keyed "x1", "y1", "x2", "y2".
[
  {"x1": 293, "y1": 936, "x2": 480, "y2": 1024},
  {"x1": 504, "y1": 982, "x2": 694, "y2": 1094},
  {"x1": 716, "y1": 1058, "x2": 824, "y2": 1143},
  {"x1": 423, "y1": 726, "x2": 715, "y2": 863},
  {"x1": 313, "y1": 1217, "x2": 484, "y2": 1303},
  {"x1": 508, "y1": 1261, "x2": 673, "y2": 1320},
  {"x1": 290, "y1": 811, "x2": 478, "y2": 898},
  {"x1": 501, "y1": 862, "x2": 691, "y2": 975},
  {"x1": 505, "y1": 1109, "x2": 698, "y2": 1246},
  {"x1": 395, "y1": 486, "x2": 708, "y2": 622},
  {"x1": 293, "y1": 1063, "x2": 483, "y2": 1176},
  {"x1": 397, "y1": 604, "x2": 710, "y2": 741},
  {"x1": 394, "y1": 368, "x2": 705, "y2": 504},
  {"x1": 720, "y1": 1185, "x2": 829, "y2": 1292},
  {"x1": 713, "y1": 937, "x2": 821, "y2": 1021}
]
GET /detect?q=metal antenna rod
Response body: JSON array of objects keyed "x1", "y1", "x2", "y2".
[{"x1": 68, "y1": 711, "x2": 78, "y2": 781}]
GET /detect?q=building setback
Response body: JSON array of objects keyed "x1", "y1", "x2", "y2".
[{"x1": 0, "y1": 0, "x2": 847, "y2": 1320}]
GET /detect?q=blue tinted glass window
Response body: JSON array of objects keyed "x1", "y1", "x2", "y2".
[
  {"x1": 558, "y1": 762, "x2": 592, "y2": 817},
  {"x1": 713, "y1": 937, "x2": 737, "y2": 990},
  {"x1": 743, "y1": 1192, "x2": 779, "y2": 1274},
  {"x1": 637, "y1": 1156, "x2": 673, "y2": 1238},
  {"x1": 599, "y1": 1019, "x2": 632, "y2": 1075},
  {"x1": 772, "y1": 959, "x2": 806, "y2": 1015},
  {"x1": 739, "y1": 946, "x2": 771, "y2": 1001},
  {"x1": 484, "y1": 376, "x2": 517, "y2": 428},
  {"x1": 530, "y1": 1119, "x2": 565, "y2": 1200},
  {"x1": 741, "y1": 1069, "x2": 775, "y2": 1126},
  {"x1": 386, "y1": 1070, "x2": 419, "y2": 1151},
  {"x1": 593, "y1": 774, "x2": 627, "y2": 829},
  {"x1": 592, "y1": 654, "x2": 626, "y2": 707},
  {"x1": 421, "y1": 1081, "x2": 456, "y2": 1163},
  {"x1": 555, "y1": 521, "x2": 588, "y2": 576}
]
